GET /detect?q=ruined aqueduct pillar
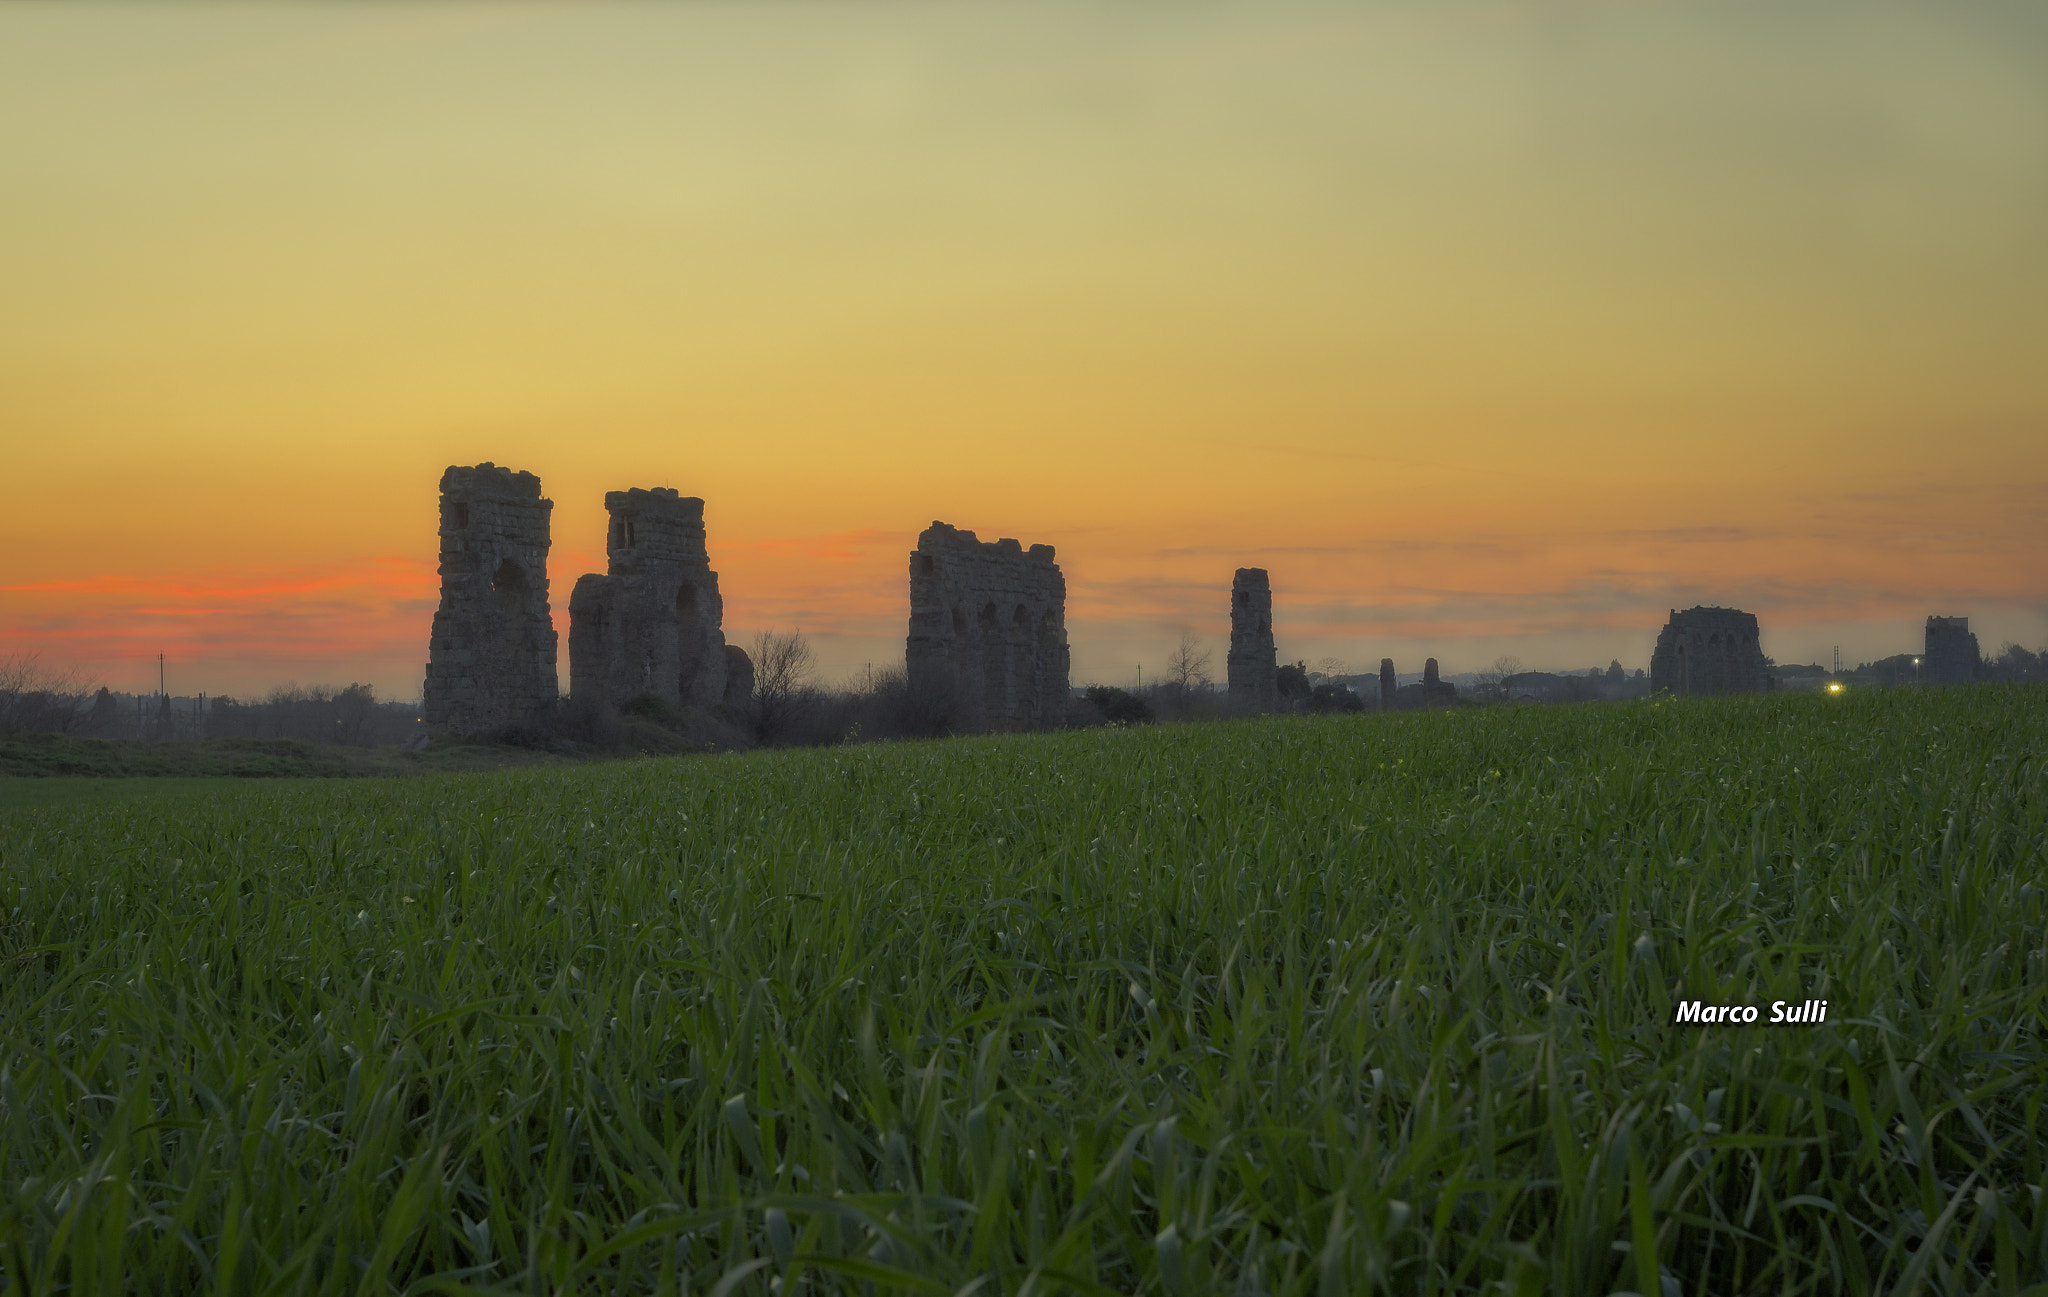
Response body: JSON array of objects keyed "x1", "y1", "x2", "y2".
[
  {"x1": 1227, "y1": 568, "x2": 1277, "y2": 712},
  {"x1": 568, "y1": 488, "x2": 747, "y2": 713},
  {"x1": 905, "y1": 522, "x2": 1069, "y2": 733},
  {"x1": 423, "y1": 463, "x2": 559, "y2": 735}
]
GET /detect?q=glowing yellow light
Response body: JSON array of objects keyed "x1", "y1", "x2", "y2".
[{"x1": 1827, "y1": 682, "x2": 1844, "y2": 694}]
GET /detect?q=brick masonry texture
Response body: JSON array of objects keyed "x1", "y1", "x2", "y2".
[
  {"x1": 1923, "y1": 616, "x2": 1982, "y2": 685},
  {"x1": 1227, "y1": 568, "x2": 1278, "y2": 713},
  {"x1": 424, "y1": 464, "x2": 559, "y2": 735},
  {"x1": 569, "y1": 488, "x2": 747, "y2": 713},
  {"x1": 905, "y1": 522, "x2": 1070, "y2": 732},
  {"x1": 1650, "y1": 606, "x2": 1772, "y2": 696}
]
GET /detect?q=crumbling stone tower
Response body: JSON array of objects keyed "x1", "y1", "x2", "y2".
[
  {"x1": 424, "y1": 463, "x2": 559, "y2": 735},
  {"x1": 1650, "y1": 606, "x2": 1772, "y2": 696},
  {"x1": 1227, "y1": 568, "x2": 1277, "y2": 712},
  {"x1": 906, "y1": 522, "x2": 1069, "y2": 732},
  {"x1": 1379, "y1": 659, "x2": 1395, "y2": 712},
  {"x1": 1422, "y1": 657, "x2": 1459, "y2": 705},
  {"x1": 568, "y1": 488, "x2": 742, "y2": 712},
  {"x1": 1923, "y1": 616, "x2": 1981, "y2": 685}
]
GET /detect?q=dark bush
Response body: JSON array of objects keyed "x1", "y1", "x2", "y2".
[
  {"x1": 1085, "y1": 685, "x2": 1154, "y2": 725},
  {"x1": 1307, "y1": 683, "x2": 1365, "y2": 714},
  {"x1": 1277, "y1": 662, "x2": 1312, "y2": 711},
  {"x1": 620, "y1": 691, "x2": 680, "y2": 725},
  {"x1": 485, "y1": 721, "x2": 557, "y2": 751}
]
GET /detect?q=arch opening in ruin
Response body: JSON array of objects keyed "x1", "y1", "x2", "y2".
[
  {"x1": 493, "y1": 559, "x2": 528, "y2": 612},
  {"x1": 1651, "y1": 607, "x2": 1770, "y2": 696}
]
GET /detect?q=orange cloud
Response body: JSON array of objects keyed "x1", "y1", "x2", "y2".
[{"x1": 0, "y1": 558, "x2": 441, "y2": 697}]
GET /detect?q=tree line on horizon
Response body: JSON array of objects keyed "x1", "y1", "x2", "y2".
[{"x1": 6, "y1": 634, "x2": 2048, "y2": 751}]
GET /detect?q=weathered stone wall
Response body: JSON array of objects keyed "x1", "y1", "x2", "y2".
[
  {"x1": 568, "y1": 488, "x2": 743, "y2": 711},
  {"x1": 905, "y1": 521, "x2": 1069, "y2": 732},
  {"x1": 424, "y1": 463, "x2": 559, "y2": 735},
  {"x1": 1227, "y1": 568, "x2": 1277, "y2": 712},
  {"x1": 724, "y1": 644, "x2": 756, "y2": 705},
  {"x1": 1923, "y1": 616, "x2": 1982, "y2": 685},
  {"x1": 1422, "y1": 657, "x2": 1459, "y2": 705},
  {"x1": 1650, "y1": 606, "x2": 1772, "y2": 696}
]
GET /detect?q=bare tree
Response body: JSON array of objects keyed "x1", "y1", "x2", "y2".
[
  {"x1": 1312, "y1": 656, "x2": 1347, "y2": 687},
  {"x1": 0, "y1": 654, "x2": 98, "y2": 735},
  {"x1": 750, "y1": 629, "x2": 816, "y2": 742},
  {"x1": 1473, "y1": 654, "x2": 1523, "y2": 702},
  {"x1": 1166, "y1": 630, "x2": 1213, "y2": 703}
]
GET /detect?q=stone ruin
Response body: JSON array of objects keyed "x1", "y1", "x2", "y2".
[
  {"x1": 1226, "y1": 568, "x2": 1277, "y2": 712},
  {"x1": 569, "y1": 488, "x2": 751, "y2": 714},
  {"x1": 1421, "y1": 657, "x2": 1458, "y2": 706},
  {"x1": 1379, "y1": 658, "x2": 1395, "y2": 711},
  {"x1": 905, "y1": 521, "x2": 1069, "y2": 732},
  {"x1": 1923, "y1": 616, "x2": 1982, "y2": 685},
  {"x1": 424, "y1": 464, "x2": 559, "y2": 735},
  {"x1": 1650, "y1": 606, "x2": 1772, "y2": 696}
]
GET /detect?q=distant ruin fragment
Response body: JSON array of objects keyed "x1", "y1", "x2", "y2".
[
  {"x1": 1650, "y1": 606, "x2": 1772, "y2": 696},
  {"x1": 1379, "y1": 659, "x2": 1395, "y2": 712},
  {"x1": 568, "y1": 488, "x2": 745, "y2": 713},
  {"x1": 1923, "y1": 616, "x2": 1982, "y2": 685},
  {"x1": 906, "y1": 522, "x2": 1069, "y2": 732},
  {"x1": 1422, "y1": 658, "x2": 1459, "y2": 706},
  {"x1": 1227, "y1": 568, "x2": 1277, "y2": 712},
  {"x1": 424, "y1": 463, "x2": 559, "y2": 735}
]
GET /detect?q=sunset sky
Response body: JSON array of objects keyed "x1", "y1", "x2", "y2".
[{"x1": 4, "y1": 1, "x2": 2044, "y2": 700}]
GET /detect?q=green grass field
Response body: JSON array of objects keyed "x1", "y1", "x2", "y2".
[{"x1": 4, "y1": 687, "x2": 2045, "y2": 1295}]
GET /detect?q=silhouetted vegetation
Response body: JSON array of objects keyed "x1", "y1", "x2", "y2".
[
  {"x1": 1987, "y1": 643, "x2": 2047, "y2": 682},
  {"x1": 1083, "y1": 685, "x2": 1153, "y2": 726},
  {"x1": 1276, "y1": 660, "x2": 1312, "y2": 711},
  {"x1": 207, "y1": 683, "x2": 418, "y2": 745},
  {"x1": 1307, "y1": 681, "x2": 1366, "y2": 713},
  {"x1": 0, "y1": 655, "x2": 100, "y2": 736}
]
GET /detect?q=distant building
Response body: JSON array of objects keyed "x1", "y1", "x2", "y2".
[
  {"x1": 1923, "y1": 616, "x2": 1981, "y2": 685},
  {"x1": 1649, "y1": 606, "x2": 1772, "y2": 696},
  {"x1": 1421, "y1": 657, "x2": 1458, "y2": 706}
]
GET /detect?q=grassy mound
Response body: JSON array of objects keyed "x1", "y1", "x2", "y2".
[{"x1": 2, "y1": 686, "x2": 2044, "y2": 1292}]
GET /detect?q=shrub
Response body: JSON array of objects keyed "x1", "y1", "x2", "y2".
[{"x1": 1085, "y1": 685, "x2": 1154, "y2": 725}]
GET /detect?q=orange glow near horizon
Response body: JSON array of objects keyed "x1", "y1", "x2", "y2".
[{"x1": 3, "y1": 2, "x2": 2045, "y2": 698}]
